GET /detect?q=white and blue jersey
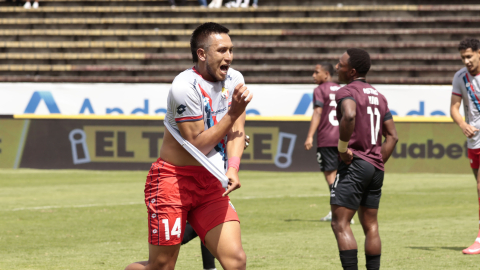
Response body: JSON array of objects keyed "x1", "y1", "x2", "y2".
[
  {"x1": 166, "y1": 66, "x2": 245, "y2": 172},
  {"x1": 452, "y1": 67, "x2": 480, "y2": 149}
]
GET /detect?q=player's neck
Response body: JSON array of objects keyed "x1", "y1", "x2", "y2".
[
  {"x1": 349, "y1": 76, "x2": 366, "y2": 84},
  {"x1": 193, "y1": 64, "x2": 216, "y2": 82},
  {"x1": 469, "y1": 67, "x2": 480, "y2": 77}
]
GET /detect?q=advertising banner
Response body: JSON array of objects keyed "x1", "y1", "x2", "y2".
[
  {"x1": 0, "y1": 117, "x2": 472, "y2": 174},
  {"x1": 0, "y1": 83, "x2": 455, "y2": 117}
]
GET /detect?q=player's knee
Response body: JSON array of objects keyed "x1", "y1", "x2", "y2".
[
  {"x1": 148, "y1": 258, "x2": 176, "y2": 270},
  {"x1": 233, "y1": 250, "x2": 247, "y2": 269},
  {"x1": 331, "y1": 218, "x2": 348, "y2": 232},
  {"x1": 223, "y1": 249, "x2": 246, "y2": 270}
]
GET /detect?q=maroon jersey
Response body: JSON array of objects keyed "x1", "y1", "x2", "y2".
[
  {"x1": 313, "y1": 81, "x2": 341, "y2": 147},
  {"x1": 335, "y1": 80, "x2": 392, "y2": 171}
]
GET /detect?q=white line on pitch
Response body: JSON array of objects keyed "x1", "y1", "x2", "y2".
[{"x1": 6, "y1": 194, "x2": 331, "y2": 211}]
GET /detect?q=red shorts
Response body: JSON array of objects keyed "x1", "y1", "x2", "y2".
[
  {"x1": 145, "y1": 158, "x2": 239, "y2": 246},
  {"x1": 468, "y1": 148, "x2": 480, "y2": 169}
]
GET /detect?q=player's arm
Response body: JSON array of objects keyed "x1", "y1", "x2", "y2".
[
  {"x1": 450, "y1": 94, "x2": 478, "y2": 138},
  {"x1": 381, "y1": 118, "x2": 398, "y2": 164},
  {"x1": 338, "y1": 98, "x2": 356, "y2": 164},
  {"x1": 223, "y1": 111, "x2": 247, "y2": 196},
  {"x1": 177, "y1": 83, "x2": 252, "y2": 155},
  {"x1": 305, "y1": 106, "x2": 323, "y2": 150}
]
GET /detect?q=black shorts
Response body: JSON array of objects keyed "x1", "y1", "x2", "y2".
[
  {"x1": 316, "y1": 147, "x2": 339, "y2": 172},
  {"x1": 330, "y1": 157, "x2": 384, "y2": 210}
]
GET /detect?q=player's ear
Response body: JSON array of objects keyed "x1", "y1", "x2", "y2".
[
  {"x1": 197, "y1": 48, "x2": 206, "y2": 62},
  {"x1": 350, "y1": 68, "x2": 357, "y2": 78}
]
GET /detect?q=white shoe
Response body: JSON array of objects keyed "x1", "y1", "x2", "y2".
[
  {"x1": 32, "y1": 1, "x2": 38, "y2": 8},
  {"x1": 320, "y1": 211, "x2": 332, "y2": 222},
  {"x1": 23, "y1": 1, "x2": 31, "y2": 9},
  {"x1": 240, "y1": 0, "x2": 249, "y2": 7},
  {"x1": 350, "y1": 218, "x2": 355, "y2": 224}
]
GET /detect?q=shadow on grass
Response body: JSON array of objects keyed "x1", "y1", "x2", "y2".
[
  {"x1": 284, "y1": 219, "x2": 323, "y2": 222},
  {"x1": 408, "y1": 246, "x2": 464, "y2": 251}
]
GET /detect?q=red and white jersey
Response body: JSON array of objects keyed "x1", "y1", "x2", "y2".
[
  {"x1": 165, "y1": 66, "x2": 245, "y2": 172},
  {"x1": 452, "y1": 67, "x2": 480, "y2": 149}
]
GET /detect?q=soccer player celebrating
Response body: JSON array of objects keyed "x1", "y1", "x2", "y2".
[
  {"x1": 124, "y1": 22, "x2": 252, "y2": 270},
  {"x1": 331, "y1": 48, "x2": 398, "y2": 270},
  {"x1": 304, "y1": 62, "x2": 341, "y2": 221},
  {"x1": 450, "y1": 38, "x2": 480, "y2": 255}
]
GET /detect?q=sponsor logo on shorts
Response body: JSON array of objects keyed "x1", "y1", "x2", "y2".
[
  {"x1": 151, "y1": 213, "x2": 156, "y2": 218},
  {"x1": 152, "y1": 229, "x2": 158, "y2": 234}
]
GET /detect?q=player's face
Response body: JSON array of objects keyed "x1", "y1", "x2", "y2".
[
  {"x1": 460, "y1": 48, "x2": 480, "y2": 75},
  {"x1": 204, "y1": 33, "x2": 233, "y2": 81},
  {"x1": 312, "y1": 65, "x2": 328, "y2": 84},
  {"x1": 336, "y1": 52, "x2": 352, "y2": 83}
]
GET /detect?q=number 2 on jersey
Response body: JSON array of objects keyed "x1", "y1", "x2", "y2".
[
  {"x1": 329, "y1": 100, "x2": 339, "y2": 126},
  {"x1": 367, "y1": 106, "x2": 380, "y2": 145}
]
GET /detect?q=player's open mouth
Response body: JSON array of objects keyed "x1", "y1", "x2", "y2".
[{"x1": 220, "y1": 65, "x2": 229, "y2": 74}]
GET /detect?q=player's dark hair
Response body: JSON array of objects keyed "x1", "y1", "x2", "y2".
[
  {"x1": 346, "y1": 48, "x2": 371, "y2": 76},
  {"x1": 190, "y1": 22, "x2": 230, "y2": 63},
  {"x1": 458, "y1": 38, "x2": 480, "y2": 52},
  {"x1": 318, "y1": 62, "x2": 335, "y2": 77}
]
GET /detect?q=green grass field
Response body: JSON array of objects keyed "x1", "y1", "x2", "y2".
[{"x1": 1, "y1": 169, "x2": 480, "y2": 269}]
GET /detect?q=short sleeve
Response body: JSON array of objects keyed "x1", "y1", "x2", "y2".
[
  {"x1": 313, "y1": 86, "x2": 324, "y2": 108},
  {"x1": 335, "y1": 87, "x2": 355, "y2": 108},
  {"x1": 452, "y1": 73, "x2": 463, "y2": 97},
  {"x1": 381, "y1": 95, "x2": 393, "y2": 122},
  {"x1": 170, "y1": 79, "x2": 203, "y2": 123}
]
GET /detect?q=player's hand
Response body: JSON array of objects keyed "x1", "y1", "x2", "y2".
[
  {"x1": 244, "y1": 135, "x2": 250, "y2": 150},
  {"x1": 223, "y1": 167, "x2": 241, "y2": 197},
  {"x1": 304, "y1": 137, "x2": 313, "y2": 150},
  {"x1": 461, "y1": 123, "x2": 479, "y2": 138},
  {"x1": 228, "y1": 83, "x2": 253, "y2": 119},
  {"x1": 339, "y1": 149, "x2": 353, "y2": 165}
]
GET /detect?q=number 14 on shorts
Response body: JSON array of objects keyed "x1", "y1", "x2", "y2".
[{"x1": 161, "y1": 218, "x2": 182, "y2": 241}]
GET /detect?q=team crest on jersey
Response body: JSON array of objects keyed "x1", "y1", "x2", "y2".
[
  {"x1": 221, "y1": 87, "x2": 229, "y2": 100},
  {"x1": 466, "y1": 82, "x2": 471, "y2": 88}
]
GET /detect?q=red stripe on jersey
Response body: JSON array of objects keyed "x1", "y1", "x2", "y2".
[
  {"x1": 452, "y1": 92, "x2": 462, "y2": 97},
  {"x1": 198, "y1": 84, "x2": 218, "y2": 124},
  {"x1": 466, "y1": 75, "x2": 480, "y2": 105},
  {"x1": 175, "y1": 115, "x2": 203, "y2": 122}
]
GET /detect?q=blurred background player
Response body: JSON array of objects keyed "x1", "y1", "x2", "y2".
[
  {"x1": 304, "y1": 63, "x2": 341, "y2": 222},
  {"x1": 450, "y1": 38, "x2": 480, "y2": 255},
  {"x1": 331, "y1": 48, "x2": 398, "y2": 270}
]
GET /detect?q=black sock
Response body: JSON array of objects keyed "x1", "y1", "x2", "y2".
[
  {"x1": 329, "y1": 184, "x2": 333, "y2": 192},
  {"x1": 365, "y1": 254, "x2": 381, "y2": 270},
  {"x1": 201, "y1": 242, "x2": 216, "y2": 269},
  {"x1": 339, "y1": 249, "x2": 358, "y2": 270}
]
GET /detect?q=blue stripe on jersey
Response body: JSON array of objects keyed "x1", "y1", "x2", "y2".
[
  {"x1": 203, "y1": 97, "x2": 226, "y2": 161},
  {"x1": 463, "y1": 75, "x2": 480, "y2": 112}
]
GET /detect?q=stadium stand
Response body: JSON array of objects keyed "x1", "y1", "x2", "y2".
[{"x1": 0, "y1": 0, "x2": 479, "y2": 83}]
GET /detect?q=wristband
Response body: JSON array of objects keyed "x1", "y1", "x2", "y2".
[
  {"x1": 228, "y1": 156, "x2": 240, "y2": 172},
  {"x1": 338, "y1": 139, "x2": 349, "y2": 153}
]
